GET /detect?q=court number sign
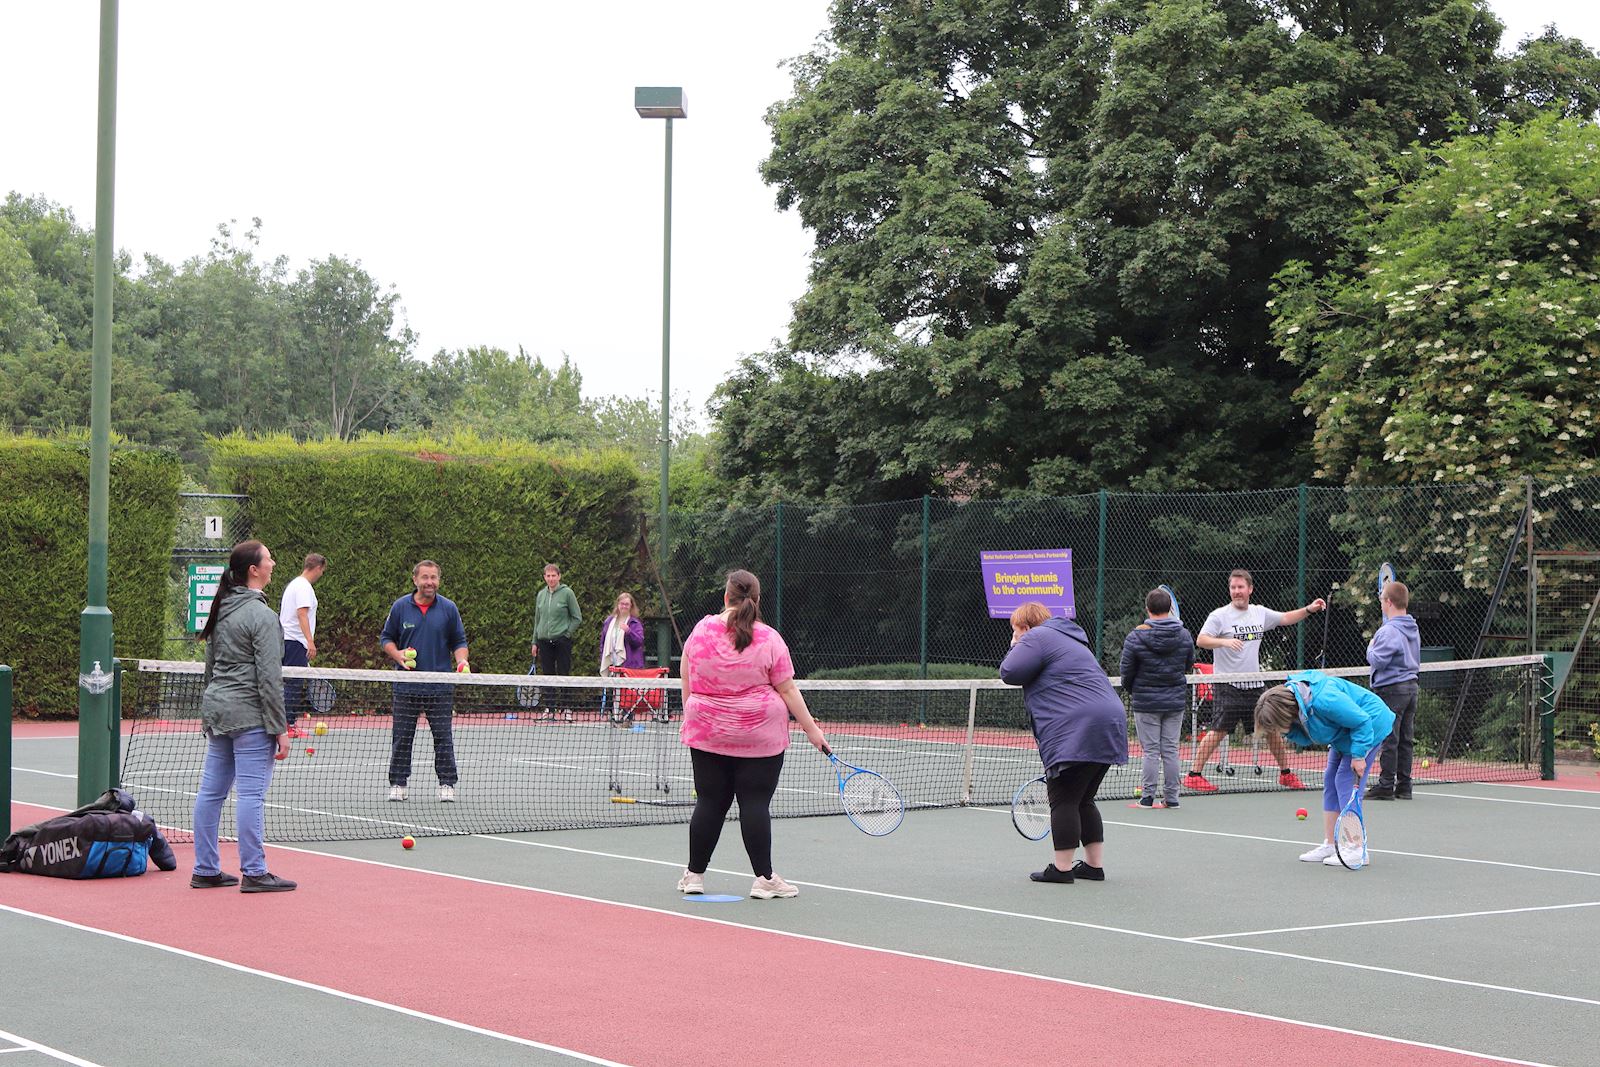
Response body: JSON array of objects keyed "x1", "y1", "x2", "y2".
[{"x1": 203, "y1": 515, "x2": 224, "y2": 539}]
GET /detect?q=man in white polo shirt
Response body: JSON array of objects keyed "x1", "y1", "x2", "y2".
[{"x1": 280, "y1": 553, "x2": 326, "y2": 738}]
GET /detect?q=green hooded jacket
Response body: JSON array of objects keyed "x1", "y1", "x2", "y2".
[{"x1": 201, "y1": 585, "x2": 287, "y2": 737}]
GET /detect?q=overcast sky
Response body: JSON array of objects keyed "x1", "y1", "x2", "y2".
[{"x1": 3, "y1": 2, "x2": 1597, "y2": 416}]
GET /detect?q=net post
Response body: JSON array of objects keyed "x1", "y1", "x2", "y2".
[
  {"x1": 959, "y1": 683, "x2": 978, "y2": 805},
  {"x1": 1539, "y1": 654, "x2": 1556, "y2": 780},
  {"x1": 1, "y1": 664, "x2": 12, "y2": 840},
  {"x1": 1296, "y1": 484, "x2": 1307, "y2": 668}
]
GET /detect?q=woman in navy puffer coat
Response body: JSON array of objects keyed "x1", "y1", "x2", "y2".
[{"x1": 1000, "y1": 603, "x2": 1129, "y2": 884}]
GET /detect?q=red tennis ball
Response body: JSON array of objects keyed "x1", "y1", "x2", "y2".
[
  {"x1": 401, "y1": 836, "x2": 415, "y2": 850},
  {"x1": 305, "y1": 747, "x2": 315, "y2": 755},
  {"x1": 1295, "y1": 807, "x2": 1308, "y2": 820}
]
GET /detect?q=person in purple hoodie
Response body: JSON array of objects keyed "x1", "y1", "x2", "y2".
[
  {"x1": 1000, "y1": 603, "x2": 1130, "y2": 884},
  {"x1": 1365, "y1": 580, "x2": 1422, "y2": 800}
]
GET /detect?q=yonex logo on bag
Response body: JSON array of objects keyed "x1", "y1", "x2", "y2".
[{"x1": 22, "y1": 837, "x2": 84, "y2": 868}]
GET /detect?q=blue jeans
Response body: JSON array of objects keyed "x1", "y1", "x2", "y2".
[{"x1": 192, "y1": 728, "x2": 277, "y2": 877}]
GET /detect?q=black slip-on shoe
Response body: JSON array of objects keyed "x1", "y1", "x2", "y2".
[
  {"x1": 1069, "y1": 860, "x2": 1106, "y2": 881},
  {"x1": 190, "y1": 872, "x2": 240, "y2": 889},
  {"x1": 1029, "y1": 864, "x2": 1074, "y2": 883},
  {"x1": 240, "y1": 872, "x2": 297, "y2": 893}
]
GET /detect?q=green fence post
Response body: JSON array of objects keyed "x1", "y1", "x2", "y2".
[
  {"x1": 1540, "y1": 654, "x2": 1556, "y2": 780},
  {"x1": 1297, "y1": 484, "x2": 1308, "y2": 668},
  {"x1": 1, "y1": 665, "x2": 11, "y2": 840},
  {"x1": 1094, "y1": 490, "x2": 1108, "y2": 661},
  {"x1": 773, "y1": 502, "x2": 784, "y2": 633},
  {"x1": 919, "y1": 496, "x2": 930, "y2": 726},
  {"x1": 109, "y1": 659, "x2": 122, "y2": 789}
]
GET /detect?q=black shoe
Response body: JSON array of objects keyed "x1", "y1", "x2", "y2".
[
  {"x1": 1395, "y1": 790, "x2": 1413, "y2": 800},
  {"x1": 1365, "y1": 786, "x2": 1396, "y2": 800},
  {"x1": 1138, "y1": 795, "x2": 1155, "y2": 807},
  {"x1": 1165, "y1": 799, "x2": 1180, "y2": 809},
  {"x1": 240, "y1": 872, "x2": 297, "y2": 893},
  {"x1": 190, "y1": 872, "x2": 240, "y2": 889},
  {"x1": 1029, "y1": 864, "x2": 1074, "y2": 883},
  {"x1": 1069, "y1": 861, "x2": 1105, "y2": 882}
]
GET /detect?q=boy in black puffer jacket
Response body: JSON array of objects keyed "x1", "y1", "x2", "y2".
[{"x1": 1120, "y1": 588, "x2": 1195, "y2": 808}]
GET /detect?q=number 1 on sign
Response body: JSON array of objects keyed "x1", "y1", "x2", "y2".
[{"x1": 203, "y1": 516, "x2": 223, "y2": 539}]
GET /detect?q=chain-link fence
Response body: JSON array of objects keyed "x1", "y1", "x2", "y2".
[
  {"x1": 164, "y1": 492, "x2": 253, "y2": 659},
  {"x1": 662, "y1": 477, "x2": 1600, "y2": 762}
]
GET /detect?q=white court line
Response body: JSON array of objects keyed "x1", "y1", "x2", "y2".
[
  {"x1": 1191, "y1": 900, "x2": 1600, "y2": 941},
  {"x1": 0, "y1": 907, "x2": 628, "y2": 1066},
  {"x1": 13, "y1": 768, "x2": 76, "y2": 779},
  {"x1": 0, "y1": 1028, "x2": 104, "y2": 1066},
  {"x1": 1425, "y1": 793, "x2": 1600, "y2": 811}
]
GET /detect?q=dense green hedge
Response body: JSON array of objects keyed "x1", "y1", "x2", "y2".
[
  {"x1": 0, "y1": 437, "x2": 181, "y2": 716},
  {"x1": 215, "y1": 436, "x2": 645, "y2": 675},
  {"x1": 807, "y1": 662, "x2": 998, "y2": 680}
]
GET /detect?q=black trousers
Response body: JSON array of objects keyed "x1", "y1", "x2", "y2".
[
  {"x1": 1046, "y1": 761, "x2": 1111, "y2": 851},
  {"x1": 687, "y1": 748, "x2": 785, "y2": 878},
  {"x1": 388, "y1": 689, "x2": 458, "y2": 787},
  {"x1": 1374, "y1": 681, "x2": 1419, "y2": 790}
]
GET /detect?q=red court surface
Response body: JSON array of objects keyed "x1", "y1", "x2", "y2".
[{"x1": 2, "y1": 801, "x2": 1530, "y2": 1067}]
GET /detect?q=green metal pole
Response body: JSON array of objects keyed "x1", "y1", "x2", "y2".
[
  {"x1": 773, "y1": 502, "x2": 784, "y2": 632},
  {"x1": 656, "y1": 117, "x2": 673, "y2": 674},
  {"x1": 77, "y1": 0, "x2": 119, "y2": 806},
  {"x1": 1, "y1": 665, "x2": 12, "y2": 840},
  {"x1": 1094, "y1": 490, "x2": 1108, "y2": 661},
  {"x1": 919, "y1": 496, "x2": 930, "y2": 680},
  {"x1": 1296, "y1": 484, "x2": 1308, "y2": 669},
  {"x1": 1540, "y1": 654, "x2": 1556, "y2": 780}
]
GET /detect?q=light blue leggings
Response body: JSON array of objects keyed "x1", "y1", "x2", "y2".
[{"x1": 192, "y1": 728, "x2": 277, "y2": 877}]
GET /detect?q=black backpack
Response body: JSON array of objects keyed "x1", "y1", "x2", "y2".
[{"x1": 0, "y1": 788, "x2": 177, "y2": 879}]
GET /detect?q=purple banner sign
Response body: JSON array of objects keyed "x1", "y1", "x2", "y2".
[{"x1": 979, "y1": 549, "x2": 1075, "y2": 619}]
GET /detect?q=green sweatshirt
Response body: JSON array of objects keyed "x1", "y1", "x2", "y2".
[
  {"x1": 200, "y1": 586, "x2": 287, "y2": 737},
  {"x1": 533, "y1": 583, "x2": 582, "y2": 641}
]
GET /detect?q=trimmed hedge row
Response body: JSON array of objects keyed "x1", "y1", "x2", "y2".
[
  {"x1": 0, "y1": 437, "x2": 181, "y2": 716},
  {"x1": 214, "y1": 436, "x2": 645, "y2": 676}
]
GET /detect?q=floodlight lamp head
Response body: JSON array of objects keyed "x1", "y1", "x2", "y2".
[{"x1": 634, "y1": 86, "x2": 687, "y2": 119}]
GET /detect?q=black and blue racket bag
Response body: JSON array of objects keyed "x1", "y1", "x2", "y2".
[{"x1": 0, "y1": 788, "x2": 177, "y2": 879}]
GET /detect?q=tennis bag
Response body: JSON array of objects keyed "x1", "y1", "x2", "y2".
[{"x1": 0, "y1": 788, "x2": 178, "y2": 879}]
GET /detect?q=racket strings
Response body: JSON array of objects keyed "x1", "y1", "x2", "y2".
[
  {"x1": 840, "y1": 772, "x2": 903, "y2": 836},
  {"x1": 1013, "y1": 780, "x2": 1051, "y2": 840},
  {"x1": 1335, "y1": 810, "x2": 1365, "y2": 864}
]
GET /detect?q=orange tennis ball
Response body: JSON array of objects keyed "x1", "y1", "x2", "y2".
[
  {"x1": 401, "y1": 836, "x2": 415, "y2": 850},
  {"x1": 1296, "y1": 807, "x2": 1308, "y2": 820},
  {"x1": 305, "y1": 747, "x2": 315, "y2": 755}
]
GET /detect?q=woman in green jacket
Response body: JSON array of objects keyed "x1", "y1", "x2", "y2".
[{"x1": 190, "y1": 540, "x2": 297, "y2": 893}]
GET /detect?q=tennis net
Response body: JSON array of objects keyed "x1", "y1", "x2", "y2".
[{"x1": 120, "y1": 655, "x2": 1547, "y2": 842}]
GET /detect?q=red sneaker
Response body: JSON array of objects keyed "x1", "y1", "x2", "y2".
[
  {"x1": 1279, "y1": 770, "x2": 1307, "y2": 790},
  {"x1": 1183, "y1": 772, "x2": 1218, "y2": 793}
]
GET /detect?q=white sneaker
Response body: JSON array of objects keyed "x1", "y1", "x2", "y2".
[
  {"x1": 387, "y1": 785, "x2": 407, "y2": 802},
  {"x1": 677, "y1": 869, "x2": 704, "y2": 895},
  {"x1": 750, "y1": 873, "x2": 799, "y2": 899},
  {"x1": 1325, "y1": 849, "x2": 1370, "y2": 867},
  {"x1": 438, "y1": 785, "x2": 456, "y2": 802},
  {"x1": 1299, "y1": 842, "x2": 1335, "y2": 862}
]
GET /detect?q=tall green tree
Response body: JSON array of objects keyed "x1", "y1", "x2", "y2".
[{"x1": 729, "y1": 0, "x2": 1600, "y2": 503}]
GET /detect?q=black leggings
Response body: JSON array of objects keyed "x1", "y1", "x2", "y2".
[
  {"x1": 687, "y1": 749, "x2": 785, "y2": 878},
  {"x1": 1046, "y1": 762, "x2": 1111, "y2": 851}
]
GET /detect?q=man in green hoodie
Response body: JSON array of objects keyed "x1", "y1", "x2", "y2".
[{"x1": 532, "y1": 563, "x2": 581, "y2": 715}]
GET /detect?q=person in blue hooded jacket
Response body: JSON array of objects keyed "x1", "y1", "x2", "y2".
[
  {"x1": 1253, "y1": 672, "x2": 1396, "y2": 867},
  {"x1": 1365, "y1": 580, "x2": 1422, "y2": 801},
  {"x1": 1000, "y1": 602, "x2": 1130, "y2": 884},
  {"x1": 1119, "y1": 587, "x2": 1195, "y2": 809}
]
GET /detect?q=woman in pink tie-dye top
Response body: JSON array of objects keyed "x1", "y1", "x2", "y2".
[{"x1": 676, "y1": 569, "x2": 828, "y2": 901}]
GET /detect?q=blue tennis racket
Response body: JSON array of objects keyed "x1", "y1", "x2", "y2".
[
  {"x1": 1377, "y1": 562, "x2": 1396, "y2": 598},
  {"x1": 1011, "y1": 775, "x2": 1050, "y2": 840},
  {"x1": 1158, "y1": 582, "x2": 1181, "y2": 623},
  {"x1": 825, "y1": 750, "x2": 904, "y2": 836},
  {"x1": 1334, "y1": 773, "x2": 1368, "y2": 870}
]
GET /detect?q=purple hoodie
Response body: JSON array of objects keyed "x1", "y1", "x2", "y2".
[{"x1": 1367, "y1": 613, "x2": 1420, "y2": 688}]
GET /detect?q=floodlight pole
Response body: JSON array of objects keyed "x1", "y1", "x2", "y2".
[
  {"x1": 78, "y1": 0, "x2": 119, "y2": 804},
  {"x1": 635, "y1": 88, "x2": 686, "y2": 674}
]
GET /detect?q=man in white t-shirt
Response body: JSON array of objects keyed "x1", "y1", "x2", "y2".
[
  {"x1": 279, "y1": 553, "x2": 327, "y2": 738},
  {"x1": 1185, "y1": 568, "x2": 1325, "y2": 793}
]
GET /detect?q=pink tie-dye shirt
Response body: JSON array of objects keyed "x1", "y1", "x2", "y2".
[{"x1": 680, "y1": 615, "x2": 796, "y2": 757}]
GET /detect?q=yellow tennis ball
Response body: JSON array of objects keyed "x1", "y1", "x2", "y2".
[
  {"x1": 1133, "y1": 786, "x2": 1142, "y2": 796},
  {"x1": 314, "y1": 722, "x2": 327, "y2": 735},
  {"x1": 403, "y1": 647, "x2": 416, "y2": 659},
  {"x1": 1421, "y1": 759, "x2": 1431, "y2": 769}
]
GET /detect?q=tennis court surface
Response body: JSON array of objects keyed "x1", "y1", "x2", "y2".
[{"x1": 5, "y1": 713, "x2": 1598, "y2": 1067}]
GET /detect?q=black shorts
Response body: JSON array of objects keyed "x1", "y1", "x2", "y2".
[{"x1": 1206, "y1": 684, "x2": 1262, "y2": 735}]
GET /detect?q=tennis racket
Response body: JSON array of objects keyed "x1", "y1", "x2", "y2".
[
  {"x1": 1011, "y1": 775, "x2": 1050, "y2": 840},
  {"x1": 514, "y1": 660, "x2": 540, "y2": 709},
  {"x1": 825, "y1": 750, "x2": 904, "y2": 836},
  {"x1": 1158, "y1": 582, "x2": 1180, "y2": 623},
  {"x1": 1377, "y1": 562, "x2": 1396, "y2": 598},
  {"x1": 306, "y1": 679, "x2": 336, "y2": 716},
  {"x1": 1334, "y1": 771, "x2": 1368, "y2": 870}
]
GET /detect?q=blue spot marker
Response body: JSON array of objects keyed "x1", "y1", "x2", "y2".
[{"x1": 684, "y1": 894, "x2": 742, "y2": 903}]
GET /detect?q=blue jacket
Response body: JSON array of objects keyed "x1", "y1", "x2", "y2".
[
  {"x1": 1367, "y1": 614, "x2": 1420, "y2": 688},
  {"x1": 1000, "y1": 617, "x2": 1129, "y2": 770},
  {"x1": 1283, "y1": 670, "x2": 1396, "y2": 758},
  {"x1": 379, "y1": 593, "x2": 468, "y2": 678},
  {"x1": 1119, "y1": 617, "x2": 1195, "y2": 715}
]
